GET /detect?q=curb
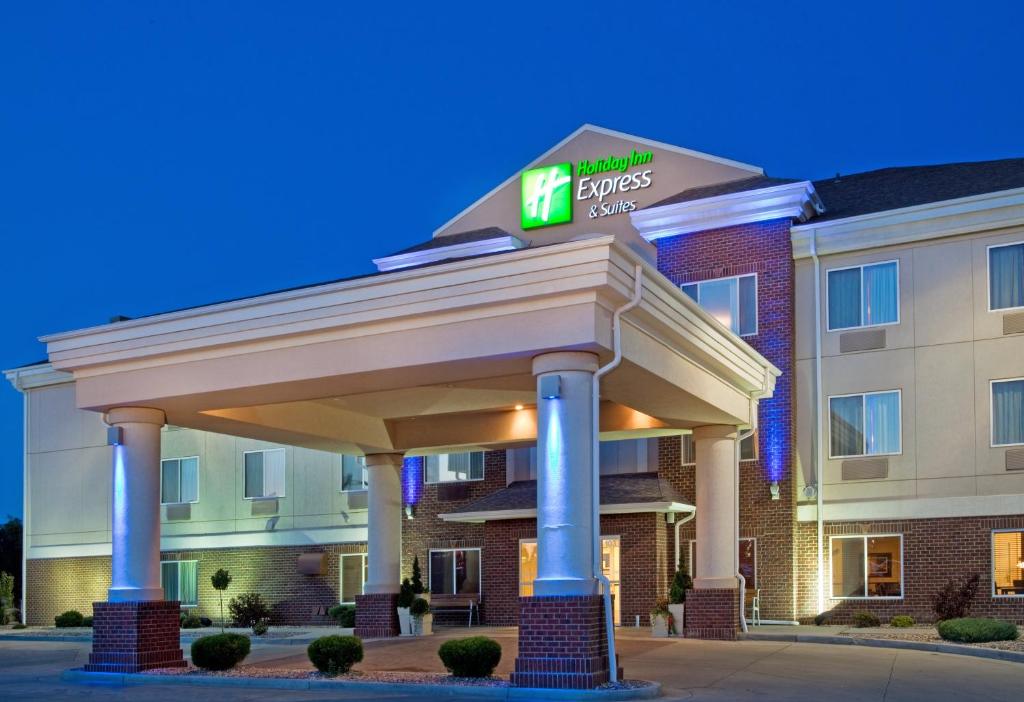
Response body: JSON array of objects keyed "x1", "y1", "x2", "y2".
[
  {"x1": 60, "y1": 669, "x2": 662, "y2": 700},
  {"x1": 742, "y1": 631, "x2": 1024, "y2": 663}
]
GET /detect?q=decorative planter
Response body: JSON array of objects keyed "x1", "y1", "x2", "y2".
[
  {"x1": 650, "y1": 613, "x2": 670, "y2": 637},
  {"x1": 397, "y1": 607, "x2": 413, "y2": 636},
  {"x1": 667, "y1": 604, "x2": 685, "y2": 636},
  {"x1": 412, "y1": 613, "x2": 433, "y2": 636}
]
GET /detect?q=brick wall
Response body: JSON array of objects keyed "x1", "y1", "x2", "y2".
[
  {"x1": 85, "y1": 600, "x2": 185, "y2": 672},
  {"x1": 795, "y1": 516, "x2": 1024, "y2": 624},
  {"x1": 655, "y1": 218, "x2": 797, "y2": 623},
  {"x1": 511, "y1": 594, "x2": 611, "y2": 689},
  {"x1": 683, "y1": 587, "x2": 740, "y2": 640}
]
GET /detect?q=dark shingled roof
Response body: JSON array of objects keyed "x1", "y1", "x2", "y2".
[
  {"x1": 382, "y1": 227, "x2": 515, "y2": 258},
  {"x1": 446, "y1": 472, "x2": 689, "y2": 516},
  {"x1": 811, "y1": 158, "x2": 1024, "y2": 222},
  {"x1": 646, "y1": 175, "x2": 800, "y2": 209}
]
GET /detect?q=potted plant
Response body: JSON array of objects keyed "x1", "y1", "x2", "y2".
[
  {"x1": 410, "y1": 597, "x2": 432, "y2": 636},
  {"x1": 668, "y1": 565, "x2": 692, "y2": 635},
  {"x1": 411, "y1": 555, "x2": 430, "y2": 603},
  {"x1": 650, "y1": 598, "x2": 672, "y2": 637},
  {"x1": 396, "y1": 578, "x2": 415, "y2": 636}
]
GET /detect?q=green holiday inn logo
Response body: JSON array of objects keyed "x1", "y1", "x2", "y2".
[{"x1": 521, "y1": 162, "x2": 573, "y2": 230}]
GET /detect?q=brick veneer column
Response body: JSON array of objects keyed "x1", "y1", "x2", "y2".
[
  {"x1": 684, "y1": 588, "x2": 740, "y2": 640},
  {"x1": 511, "y1": 594, "x2": 618, "y2": 689},
  {"x1": 85, "y1": 600, "x2": 185, "y2": 672},
  {"x1": 354, "y1": 592, "x2": 400, "y2": 638}
]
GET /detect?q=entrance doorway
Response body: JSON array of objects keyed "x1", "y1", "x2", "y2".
[{"x1": 519, "y1": 536, "x2": 621, "y2": 624}]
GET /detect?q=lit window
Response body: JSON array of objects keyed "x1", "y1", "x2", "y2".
[
  {"x1": 160, "y1": 457, "x2": 198, "y2": 505},
  {"x1": 829, "y1": 391, "x2": 901, "y2": 458},
  {"x1": 341, "y1": 455, "x2": 368, "y2": 492},
  {"x1": 161, "y1": 560, "x2": 198, "y2": 606},
  {"x1": 340, "y1": 553, "x2": 368, "y2": 604},
  {"x1": 429, "y1": 548, "x2": 481, "y2": 595},
  {"x1": 830, "y1": 535, "x2": 903, "y2": 599},
  {"x1": 424, "y1": 452, "x2": 484, "y2": 484},
  {"x1": 992, "y1": 530, "x2": 1024, "y2": 597},
  {"x1": 244, "y1": 448, "x2": 286, "y2": 498},
  {"x1": 989, "y1": 242, "x2": 1024, "y2": 311},
  {"x1": 992, "y1": 378, "x2": 1024, "y2": 447},
  {"x1": 520, "y1": 538, "x2": 621, "y2": 622},
  {"x1": 688, "y1": 538, "x2": 757, "y2": 593},
  {"x1": 519, "y1": 540, "x2": 537, "y2": 597},
  {"x1": 827, "y1": 261, "x2": 899, "y2": 331},
  {"x1": 682, "y1": 274, "x2": 757, "y2": 336},
  {"x1": 680, "y1": 433, "x2": 756, "y2": 465}
]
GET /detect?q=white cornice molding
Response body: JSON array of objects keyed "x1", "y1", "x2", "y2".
[
  {"x1": 796, "y1": 492, "x2": 1024, "y2": 523},
  {"x1": 630, "y1": 181, "x2": 823, "y2": 242},
  {"x1": 3, "y1": 363, "x2": 71, "y2": 392},
  {"x1": 438, "y1": 500, "x2": 694, "y2": 524},
  {"x1": 791, "y1": 186, "x2": 1024, "y2": 258},
  {"x1": 373, "y1": 235, "x2": 525, "y2": 272}
]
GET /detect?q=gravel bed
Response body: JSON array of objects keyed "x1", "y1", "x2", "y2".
[{"x1": 841, "y1": 626, "x2": 1024, "y2": 652}]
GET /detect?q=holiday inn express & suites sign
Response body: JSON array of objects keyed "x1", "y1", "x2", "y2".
[{"x1": 520, "y1": 148, "x2": 654, "y2": 230}]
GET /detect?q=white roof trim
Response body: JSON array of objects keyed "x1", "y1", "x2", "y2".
[
  {"x1": 432, "y1": 124, "x2": 763, "y2": 238},
  {"x1": 3, "y1": 363, "x2": 70, "y2": 391},
  {"x1": 373, "y1": 235, "x2": 525, "y2": 272},
  {"x1": 630, "y1": 181, "x2": 823, "y2": 242},
  {"x1": 438, "y1": 500, "x2": 695, "y2": 524}
]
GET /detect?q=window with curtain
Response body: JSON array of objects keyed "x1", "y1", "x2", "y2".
[
  {"x1": 992, "y1": 530, "x2": 1024, "y2": 597},
  {"x1": 829, "y1": 391, "x2": 901, "y2": 458},
  {"x1": 830, "y1": 535, "x2": 903, "y2": 599},
  {"x1": 992, "y1": 379, "x2": 1024, "y2": 446},
  {"x1": 161, "y1": 560, "x2": 198, "y2": 606},
  {"x1": 681, "y1": 273, "x2": 757, "y2": 336},
  {"x1": 244, "y1": 448, "x2": 286, "y2": 498},
  {"x1": 827, "y1": 261, "x2": 899, "y2": 330},
  {"x1": 340, "y1": 455, "x2": 368, "y2": 492},
  {"x1": 424, "y1": 452, "x2": 484, "y2": 484},
  {"x1": 989, "y1": 242, "x2": 1024, "y2": 311},
  {"x1": 160, "y1": 457, "x2": 199, "y2": 504},
  {"x1": 680, "y1": 433, "x2": 756, "y2": 464},
  {"x1": 340, "y1": 553, "x2": 368, "y2": 603},
  {"x1": 429, "y1": 549, "x2": 481, "y2": 595}
]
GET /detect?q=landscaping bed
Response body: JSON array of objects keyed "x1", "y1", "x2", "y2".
[{"x1": 842, "y1": 625, "x2": 1024, "y2": 653}]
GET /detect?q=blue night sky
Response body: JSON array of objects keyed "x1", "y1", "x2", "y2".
[{"x1": 1, "y1": 1, "x2": 1022, "y2": 519}]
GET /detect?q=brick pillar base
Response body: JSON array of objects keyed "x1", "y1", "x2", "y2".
[
  {"x1": 84, "y1": 600, "x2": 185, "y2": 673},
  {"x1": 684, "y1": 587, "x2": 739, "y2": 640},
  {"x1": 354, "y1": 593, "x2": 399, "y2": 638},
  {"x1": 512, "y1": 594, "x2": 619, "y2": 689}
]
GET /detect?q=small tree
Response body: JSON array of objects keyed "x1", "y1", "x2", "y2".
[
  {"x1": 211, "y1": 568, "x2": 232, "y2": 632},
  {"x1": 933, "y1": 573, "x2": 980, "y2": 621},
  {"x1": 668, "y1": 564, "x2": 692, "y2": 604},
  {"x1": 411, "y1": 555, "x2": 425, "y2": 594}
]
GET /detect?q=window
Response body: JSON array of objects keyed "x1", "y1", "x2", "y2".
[
  {"x1": 520, "y1": 537, "x2": 622, "y2": 623},
  {"x1": 830, "y1": 535, "x2": 902, "y2": 599},
  {"x1": 827, "y1": 261, "x2": 899, "y2": 331},
  {"x1": 341, "y1": 455, "x2": 368, "y2": 492},
  {"x1": 829, "y1": 390, "x2": 901, "y2": 458},
  {"x1": 688, "y1": 538, "x2": 756, "y2": 593},
  {"x1": 992, "y1": 530, "x2": 1024, "y2": 597},
  {"x1": 161, "y1": 560, "x2": 198, "y2": 606},
  {"x1": 424, "y1": 452, "x2": 484, "y2": 484},
  {"x1": 160, "y1": 457, "x2": 198, "y2": 505},
  {"x1": 680, "y1": 433, "x2": 756, "y2": 465},
  {"x1": 991, "y1": 378, "x2": 1024, "y2": 447},
  {"x1": 989, "y1": 242, "x2": 1024, "y2": 311},
  {"x1": 429, "y1": 548, "x2": 481, "y2": 595},
  {"x1": 681, "y1": 273, "x2": 757, "y2": 336},
  {"x1": 519, "y1": 540, "x2": 537, "y2": 597},
  {"x1": 340, "y1": 553, "x2": 368, "y2": 603},
  {"x1": 244, "y1": 448, "x2": 286, "y2": 499}
]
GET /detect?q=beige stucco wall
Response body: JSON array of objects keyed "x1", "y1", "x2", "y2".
[{"x1": 795, "y1": 225, "x2": 1024, "y2": 509}]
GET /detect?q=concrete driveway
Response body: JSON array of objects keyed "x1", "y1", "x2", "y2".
[{"x1": 1, "y1": 628, "x2": 1022, "y2": 701}]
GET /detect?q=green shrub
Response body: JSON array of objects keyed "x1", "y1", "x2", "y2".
[
  {"x1": 252, "y1": 619, "x2": 269, "y2": 636},
  {"x1": 668, "y1": 565, "x2": 693, "y2": 604},
  {"x1": 813, "y1": 610, "x2": 833, "y2": 626},
  {"x1": 328, "y1": 604, "x2": 356, "y2": 628},
  {"x1": 890, "y1": 615, "x2": 915, "y2": 628},
  {"x1": 852, "y1": 611, "x2": 881, "y2": 628},
  {"x1": 82, "y1": 616, "x2": 93, "y2": 627},
  {"x1": 54, "y1": 610, "x2": 84, "y2": 627},
  {"x1": 307, "y1": 635, "x2": 363, "y2": 675},
  {"x1": 438, "y1": 636, "x2": 502, "y2": 678},
  {"x1": 12, "y1": 623, "x2": 26, "y2": 630},
  {"x1": 396, "y1": 578, "x2": 415, "y2": 609},
  {"x1": 190, "y1": 633, "x2": 251, "y2": 670},
  {"x1": 937, "y1": 618, "x2": 1019, "y2": 643},
  {"x1": 5, "y1": 608, "x2": 22, "y2": 625},
  {"x1": 228, "y1": 592, "x2": 271, "y2": 627},
  {"x1": 410, "y1": 598, "x2": 430, "y2": 617},
  {"x1": 181, "y1": 613, "x2": 203, "y2": 629}
]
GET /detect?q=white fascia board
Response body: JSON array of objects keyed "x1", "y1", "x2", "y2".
[
  {"x1": 3, "y1": 363, "x2": 71, "y2": 392},
  {"x1": 791, "y1": 186, "x2": 1024, "y2": 259},
  {"x1": 796, "y1": 493, "x2": 1024, "y2": 523},
  {"x1": 373, "y1": 235, "x2": 525, "y2": 272},
  {"x1": 26, "y1": 525, "x2": 369, "y2": 560},
  {"x1": 438, "y1": 500, "x2": 695, "y2": 524},
  {"x1": 630, "y1": 181, "x2": 823, "y2": 242}
]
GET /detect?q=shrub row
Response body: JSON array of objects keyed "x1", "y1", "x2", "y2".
[{"x1": 937, "y1": 618, "x2": 1019, "y2": 643}]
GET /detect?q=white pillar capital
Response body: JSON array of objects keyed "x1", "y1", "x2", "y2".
[
  {"x1": 532, "y1": 351, "x2": 600, "y2": 376},
  {"x1": 364, "y1": 453, "x2": 404, "y2": 595},
  {"x1": 106, "y1": 407, "x2": 166, "y2": 427}
]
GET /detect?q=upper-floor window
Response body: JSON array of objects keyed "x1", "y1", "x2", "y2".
[
  {"x1": 161, "y1": 560, "x2": 198, "y2": 606},
  {"x1": 160, "y1": 457, "x2": 198, "y2": 505},
  {"x1": 992, "y1": 378, "x2": 1024, "y2": 447},
  {"x1": 424, "y1": 452, "x2": 484, "y2": 484},
  {"x1": 681, "y1": 273, "x2": 757, "y2": 337},
  {"x1": 829, "y1": 390, "x2": 901, "y2": 458},
  {"x1": 827, "y1": 260, "x2": 899, "y2": 331},
  {"x1": 341, "y1": 455, "x2": 368, "y2": 492},
  {"x1": 244, "y1": 448, "x2": 286, "y2": 499},
  {"x1": 989, "y1": 242, "x2": 1024, "y2": 311}
]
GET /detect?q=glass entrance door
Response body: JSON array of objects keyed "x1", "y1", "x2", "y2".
[{"x1": 519, "y1": 537, "x2": 621, "y2": 624}]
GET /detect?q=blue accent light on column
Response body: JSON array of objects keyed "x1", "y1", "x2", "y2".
[
  {"x1": 759, "y1": 397, "x2": 786, "y2": 483},
  {"x1": 402, "y1": 456, "x2": 423, "y2": 506}
]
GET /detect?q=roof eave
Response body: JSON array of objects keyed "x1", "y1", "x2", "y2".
[{"x1": 437, "y1": 500, "x2": 695, "y2": 524}]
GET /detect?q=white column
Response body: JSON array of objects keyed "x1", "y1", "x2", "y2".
[
  {"x1": 532, "y1": 351, "x2": 600, "y2": 596},
  {"x1": 363, "y1": 453, "x2": 403, "y2": 594},
  {"x1": 693, "y1": 425, "x2": 739, "y2": 590},
  {"x1": 107, "y1": 407, "x2": 166, "y2": 602}
]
